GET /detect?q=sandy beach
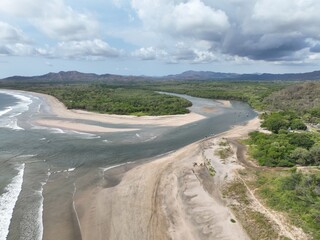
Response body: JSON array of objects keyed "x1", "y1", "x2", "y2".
[
  {"x1": 30, "y1": 89, "x2": 294, "y2": 239},
  {"x1": 74, "y1": 117, "x2": 261, "y2": 240},
  {"x1": 33, "y1": 92, "x2": 207, "y2": 132}
]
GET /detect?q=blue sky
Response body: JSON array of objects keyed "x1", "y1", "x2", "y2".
[{"x1": 1, "y1": 0, "x2": 320, "y2": 78}]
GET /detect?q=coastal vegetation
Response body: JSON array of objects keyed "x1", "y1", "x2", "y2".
[
  {"x1": 234, "y1": 82, "x2": 320, "y2": 238},
  {"x1": 22, "y1": 85, "x2": 192, "y2": 116},
  {"x1": 246, "y1": 131, "x2": 319, "y2": 167},
  {"x1": 255, "y1": 169, "x2": 320, "y2": 239}
]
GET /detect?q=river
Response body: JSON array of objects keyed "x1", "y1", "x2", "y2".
[{"x1": 0, "y1": 90, "x2": 257, "y2": 240}]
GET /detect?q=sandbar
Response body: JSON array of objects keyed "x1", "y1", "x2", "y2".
[
  {"x1": 35, "y1": 92, "x2": 206, "y2": 127},
  {"x1": 35, "y1": 119, "x2": 140, "y2": 133}
]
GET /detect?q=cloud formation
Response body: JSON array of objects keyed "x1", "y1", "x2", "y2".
[
  {"x1": 128, "y1": 0, "x2": 320, "y2": 63},
  {"x1": 0, "y1": 0, "x2": 99, "y2": 41},
  {"x1": 38, "y1": 39, "x2": 122, "y2": 60},
  {"x1": 1, "y1": 0, "x2": 320, "y2": 69}
]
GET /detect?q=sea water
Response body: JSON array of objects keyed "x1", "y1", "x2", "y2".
[{"x1": 0, "y1": 90, "x2": 257, "y2": 239}]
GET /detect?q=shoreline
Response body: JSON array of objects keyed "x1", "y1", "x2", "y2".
[{"x1": 75, "y1": 116, "x2": 261, "y2": 240}]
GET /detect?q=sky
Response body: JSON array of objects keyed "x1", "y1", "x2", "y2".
[{"x1": 1, "y1": 0, "x2": 320, "y2": 78}]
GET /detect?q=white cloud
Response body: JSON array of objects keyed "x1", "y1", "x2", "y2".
[
  {"x1": 41, "y1": 39, "x2": 122, "y2": 59},
  {"x1": 131, "y1": 0, "x2": 229, "y2": 40},
  {"x1": 164, "y1": 0, "x2": 229, "y2": 39},
  {"x1": 0, "y1": 0, "x2": 99, "y2": 41},
  {"x1": 132, "y1": 47, "x2": 168, "y2": 60},
  {"x1": 0, "y1": 22, "x2": 30, "y2": 44},
  {"x1": 247, "y1": 0, "x2": 320, "y2": 36},
  {"x1": 0, "y1": 43, "x2": 37, "y2": 56},
  {"x1": 0, "y1": 21, "x2": 35, "y2": 56},
  {"x1": 2, "y1": 0, "x2": 320, "y2": 69},
  {"x1": 132, "y1": 42, "x2": 220, "y2": 64}
]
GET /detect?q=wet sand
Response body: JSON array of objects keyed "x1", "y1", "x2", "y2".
[
  {"x1": 35, "y1": 119, "x2": 140, "y2": 133},
  {"x1": 74, "y1": 117, "x2": 261, "y2": 240}
]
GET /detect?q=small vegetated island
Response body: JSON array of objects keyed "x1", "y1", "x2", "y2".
[
  {"x1": 3, "y1": 78, "x2": 320, "y2": 239},
  {"x1": 24, "y1": 84, "x2": 192, "y2": 116}
]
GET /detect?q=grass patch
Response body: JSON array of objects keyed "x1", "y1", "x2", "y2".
[
  {"x1": 254, "y1": 170, "x2": 320, "y2": 239},
  {"x1": 224, "y1": 180, "x2": 279, "y2": 240},
  {"x1": 205, "y1": 158, "x2": 216, "y2": 176},
  {"x1": 215, "y1": 140, "x2": 234, "y2": 160}
]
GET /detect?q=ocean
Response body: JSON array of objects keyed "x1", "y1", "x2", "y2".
[{"x1": 0, "y1": 90, "x2": 257, "y2": 240}]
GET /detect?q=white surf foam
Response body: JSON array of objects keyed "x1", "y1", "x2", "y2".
[
  {"x1": 70, "y1": 131, "x2": 100, "y2": 139},
  {"x1": 0, "y1": 107, "x2": 13, "y2": 117},
  {"x1": 0, "y1": 91, "x2": 33, "y2": 131},
  {"x1": 0, "y1": 163, "x2": 25, "y2": 240},
  {"x1": 101, "y1": 162, "x2": 133, "y2": 172},
  {"x1": 36, "y1": 171, "x2": 50, "y2": 240}
]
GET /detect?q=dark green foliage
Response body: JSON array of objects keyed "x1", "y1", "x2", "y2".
[
  {"x1": 290, "y1": 148, "x2": 312, "y2": 165},
  {"x1": 290, "y1": 119, "x2": 308, "y2": 130},
  {"x1": 23, "y1": 85, "x2": 192, "y2": 116},
  {"x1": 288, "y1": 133, "x2": 315, "y2": 149},
  {"x1": 247, "y1": 131, "x2": 317, "y2": 167},
  {"x1": 261, "y1": 111, "x2": 307, "y2": 133},
  {"x1": 310, "y1": 145, "x2": 320, "y2": 166},
  {"x1": 257, "y1": 171, "x2": 320, "y2": 239}
]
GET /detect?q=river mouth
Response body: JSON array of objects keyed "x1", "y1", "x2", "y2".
[{"x1": 0, "y1": 90, "x2": 257, "y2": 240}]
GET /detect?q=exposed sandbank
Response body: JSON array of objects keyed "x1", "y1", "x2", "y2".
[
  {"x1": 35, "y1": 92, "x2": 206, "y2": 128},
  {"x1": 35, "y1": 119, "x2": 140, "y2": 133},
  {"x1": 75, "y1": 117, "x2": 261, "y2": 240},
  {"x1": 216, "y1": 100, "x2": 232, "y2": 108}
]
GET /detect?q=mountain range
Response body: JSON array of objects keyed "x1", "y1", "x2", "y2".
[{"x1": 2, "y1": 70, "x2": 320, "y2": 83}]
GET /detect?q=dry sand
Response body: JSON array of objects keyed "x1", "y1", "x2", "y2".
[
  {"x1": 75, "y1": 117, "x2": 261, "y2": 240},
  {"x1": 34, "y1": 92, "x2": 206, "y2": 129}
]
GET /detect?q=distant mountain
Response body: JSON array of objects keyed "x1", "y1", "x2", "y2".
[
  {"x1": 164, "y1": 70, "x2": 239, "y2": 80},
  {"x1": 2, "y1": 70, "x2": 320, "y2": 83},
  {"x1": 1, "y1": 71, "x2": 152, "y2": 84},
  {"x1": 165, "y1": 70, "x2": 320, "y2": 81}
]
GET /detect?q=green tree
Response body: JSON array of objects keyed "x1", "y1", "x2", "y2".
[
  {"x1": 310, "y1": 145, "x2": 320, "y2": 165},
  {"x1": 289, "y1": 148, "x2": 311, "y2": 165},
  {"x1": 290, "y1": 119, "x2": 307, "y2": 130},
  {"x1": 288, "y1": 133, "x2": 315, "y2": 149}
]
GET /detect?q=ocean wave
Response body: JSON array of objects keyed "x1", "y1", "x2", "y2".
[
  {"x1": 0, "y1": 91, "x2": 33, "y2": 131},
  {"x1": 0, "y1": 163, "x2": 25, "y2": 240},
  {"x1": 100, "y1": 162, "x2": 133, "y2": 172},
  {"x1": 36, "y1": 171, "x2": 50, "y2": 240},
  {"x1": 70, "y1": 130, "x2": 100, "y2": 139},
  {"x1": 0, "y1": 107, "x2": 13, "y2": 117}
]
